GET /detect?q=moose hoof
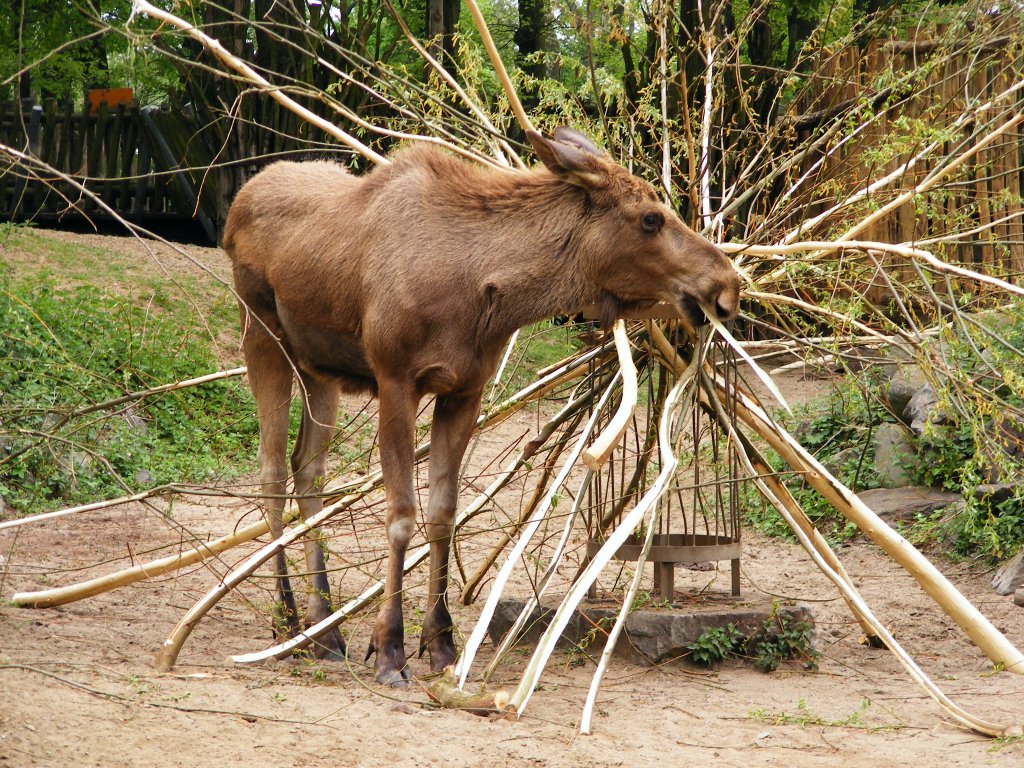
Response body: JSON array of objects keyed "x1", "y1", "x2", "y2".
[
  {"x1": 311, "y1": 629, "x2": 347, "y2": 662},
  {"x1": 365, "y1": 635, "x2": 411, "y2": 687},
  {"x1": 422, "y1": 638, "x2": 457, "y2": 673},
  {"x1": 375, "y1": 665, "x2": 413, "y2": 688},
  {"x1": 429, "y1": 649, "x2": 457, "y2": 673}
]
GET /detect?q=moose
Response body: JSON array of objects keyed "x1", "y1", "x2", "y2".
[{"x1": 223, "y1": 127, "x2": 741, "y2": 686}]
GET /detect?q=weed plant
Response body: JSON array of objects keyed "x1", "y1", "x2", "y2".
[{"x1": 0, "y1": 261, "x2": 259, "y2": 515}]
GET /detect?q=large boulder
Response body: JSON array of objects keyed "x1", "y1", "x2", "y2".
[
  {"x1": 978, "y1": 418, "x2": 1024, "y2": 484},
  {"x1": 872, "y1": 422, "x2": 915, "y2": 488},
  {"x1": 903, "y1": 383, "x2": 951, "y2": 436},
  {"x1": 886, "y1": 364, "x2": 927, "y2": 420},
  {"x1": 992, "y1": 549, "x2": 1024, "y2": 596}
]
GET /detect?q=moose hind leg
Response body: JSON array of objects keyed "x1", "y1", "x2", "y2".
[
  {"x1": 420, "y1": 391, "x2": 481, "y2": 671},
  {"x1": 366, "y1": 377, "x2": 418, "y2": 686},
  {"x1": 290, "y1": 373, "x2": 346, "y2": 660},
  {"x1": 244, "y1": 325, "x2": 301, "y2": 641}
]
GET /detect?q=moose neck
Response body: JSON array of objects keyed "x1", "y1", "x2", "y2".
[{"x1": 457, "y1": 169, "x2": 601, "y2": 342}]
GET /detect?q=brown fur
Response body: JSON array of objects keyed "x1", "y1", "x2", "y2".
[{"x1": 224, "y1": 128, "x2": 740, "y2": 684}]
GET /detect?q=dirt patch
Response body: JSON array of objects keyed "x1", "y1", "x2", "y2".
[
  {"x1": 0, "y1": 227, "x2": 230, "y2": 285},
  {"x1": 2, "y1": 230, "x2": 1023, "y2": 767},
  {"x1": 3, "y1": 498, "x2": 1023, "y2": 767}
]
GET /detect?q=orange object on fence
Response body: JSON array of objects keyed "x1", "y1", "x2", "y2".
[{"x1": 87, "y1": 88, "x2": 133, "y2": 113}]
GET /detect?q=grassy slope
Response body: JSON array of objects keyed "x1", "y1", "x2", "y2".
[{"x1": 0, "y1": 225, "x2": 255, "y2": 517}]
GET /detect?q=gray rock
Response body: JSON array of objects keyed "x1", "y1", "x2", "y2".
[
  {"x1": 971, "y1": 484, "x2": 1017, "y2": 504},
  {"x1": 134, "y1": 469, "x2": 155, "y2": 487},
  {"x1": 822, "y1": 446, "x2": 860, "y2": 478},
  {"x1": 488, "y1": 598, "x2": 815, "y2": 667},
  {"x1": 872, "y1": 423, "x2": 915, "y2": 488},
  {"x1": 992, "y1": 549, "x2": 1024, "y2": 596},
  {"x1": 123, "y1": 408, "x2": 148, "y2": 434},
  {"x1": 978, "y1": 419, "x2": 1024, "y2": 484},
  {"x1": 1015, "y1": 588, "x2": 1024, "y2": 608},
  {"x1": 904, "y1": 384, "x2": 947, "y2": 435},
  {"x1": 41, "y1": 410, "x2": 64, "y2": 430},
  {"x1": 70, "y1": 450, "x2": 93, "y2": 471},
  {"x1": 857, "y1": 486, "x2": 961, "y2": 524},
  {"x1": 887, "y1": 365, "x2": 927, "y2": 421}
]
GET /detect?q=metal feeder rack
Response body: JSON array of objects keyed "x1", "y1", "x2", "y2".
[{"x1": 582, "y1": 325, "x2": 744, "y2": 604}]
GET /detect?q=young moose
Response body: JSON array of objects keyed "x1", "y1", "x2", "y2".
[{"x1": 224, "y1": 128, "x2": 741, "y2": 686}]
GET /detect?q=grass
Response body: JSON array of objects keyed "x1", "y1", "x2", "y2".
[
  {"x1": 499, "y1": 319, "x2": 589, "y2": 397},
  {"x1": 747, "y1": 698, "x2": 899, "y2": 731},
  {"x1": 0, "y1": 225, "x2": 258, "y2": 517}
]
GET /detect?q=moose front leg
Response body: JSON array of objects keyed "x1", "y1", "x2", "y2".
[
  {"x1": 420, "y1": 391, "x2": 482, "y2": 672},
  {"x1": 366, "y1": 377, "x2": 419, "y2": 686}
]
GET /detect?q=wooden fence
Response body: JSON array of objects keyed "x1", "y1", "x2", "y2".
[
  {"x1": 0, "y1": 98, "x2": 219, "y2": 242},
  {"x1": 785, "y1": 21, "x2": 1024, "y2": 287}
]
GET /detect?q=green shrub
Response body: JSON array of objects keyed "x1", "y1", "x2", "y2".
[
  {"x1": 686, "y1": 623, "x2": 744, "y2": 666},
  {"x1": 745, "y1": 610, "x2": 818, "y2": 672},
  {"x1": 685, "y1": 610, "x2": 818, "y2": 671},
  {"x1": 745, "y1": 302, "x2": 1024, "y2": 560},
  {"x1": 0, "y1": 266, "x2": 259, "y2": 515}
]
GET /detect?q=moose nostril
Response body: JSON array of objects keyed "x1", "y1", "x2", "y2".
[{"x1": 715, "y1": 286, "x2": 739, "y2": 320}]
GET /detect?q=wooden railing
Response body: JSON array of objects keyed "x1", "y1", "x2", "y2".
[{"x1": 0, "y1": 98, "x2": 219, "y2": 242}]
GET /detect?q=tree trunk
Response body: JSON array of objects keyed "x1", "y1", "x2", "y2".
[
  {"x1": 426, "y1": 0, "x2": 460, "y2": 69},
  {"x1": 514, "y1": 0, "x2": 547, "y2": 84}
]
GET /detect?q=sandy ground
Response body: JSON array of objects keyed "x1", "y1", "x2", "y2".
[
  {"x1": 3, "y1": 499, "x2": 1023, "y2": 768},
  {"x1": 2, "y1": 229, "x2": 1023, "y2": 766}
]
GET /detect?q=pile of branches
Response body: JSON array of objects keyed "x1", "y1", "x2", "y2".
[{"x1": 2, "y1": 0, "x2": 1023, "y2": 738}]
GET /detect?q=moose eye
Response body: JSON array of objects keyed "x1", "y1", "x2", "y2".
[{"x1": 641, "y1": 211, "x2": 664, "y2": 233}]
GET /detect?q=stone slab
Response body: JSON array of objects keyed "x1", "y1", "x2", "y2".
[
  {"x1": 872, "y1": 423, "x2": 916, "y2": 488},
  {"x1": 489, "y1": 597, "x2": 814, "y2": 667},
  {"x1": 857, "y1": 486, "x2": 961, "y2": 524}
]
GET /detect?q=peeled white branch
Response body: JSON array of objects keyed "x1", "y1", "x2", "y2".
[
  {"x1": 583, "y1": 321, "x2": 638, "y2": 469},
  {"x1": 12, "y1": 508, "x2": 294, "y2": 608},
  {"x1": 482, "y1": 469, "x2": 595, "y2": 680},
  {"x1": 454, "y1": 373, "x2": 621, "y2": 688},
  {"x1": 578, "y1": 344, "x2": 702, "y2": 735},
  {"x1": 703, "y1": 308, "x2": 791, "y2": 414},
  {"x1": 130, "y1": 1, "x2": 388, "y2": 166},
  {"x1": 777, "y1": 74, "x2": 1024, "y2": 249},
  {"x1": 505, "y1": 364, "x2": 696, "y2": 718},
  {"x1": 154, "y1": 491, "x2": 364, "y2": 671},
  {"x1": 833, "y1": 111, "x2": 1024, "y2": 247},
  {"x1": 578, "y1": 475, "x2": 662, "y2": 735},
  {"x1": 1, "y1": 487, "x2": 167, "y2": 534},
  {"x1": 720, "y1": 377, "x2": 1024, "y2": 675},
  {"x1": 69, "y1": 367, "x2": 247, "y2": 419},
  {"x1": 731, "y1": 241, "x2": 1024, "y2": 302},
  {"x1": 231, "y1": 393, "x2": 594, "y2": 664},
  {"x1": 711, "y1": 388, "x2": 1018, "y2": 737}
]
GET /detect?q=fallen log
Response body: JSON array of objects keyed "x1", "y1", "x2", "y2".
[{"x1": 423, "y1": 668, "x2": 511, "y2": 717}]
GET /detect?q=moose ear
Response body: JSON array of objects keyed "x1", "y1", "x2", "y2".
[
  {"x1": 551, "y1": 127, "x2": 605, "y2": 158},
  {"x1": 527, "y1": 128, "x2": 607, "y2": 188}
]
